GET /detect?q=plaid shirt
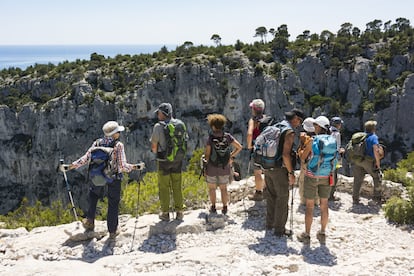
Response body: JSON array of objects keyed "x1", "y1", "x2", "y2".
[{"x1": 71, "y1": 137, "x2": 134, "y2": 173}]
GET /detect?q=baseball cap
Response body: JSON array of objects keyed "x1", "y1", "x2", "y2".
[
  {"x1": 249, "y1": 99, "x2": 265, "y2": 111},
  {"x1": 331, "y1": 116, "x2": 344, "y2": 125},
  {"x1": 314, "y1": 116, "x2": 330, "y2": 130},
  {"x1": 155, "y1": 103, "x2": 173, "y2": 117},
  {"x1": 302, "y1": 117, "x2": 316, "y2": 132}
]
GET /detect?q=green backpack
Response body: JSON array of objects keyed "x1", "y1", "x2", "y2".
[
  {"x1": 345, "y1": 132, "x2": 367, "y2": 164},
  {"x1": 163, "y1": 118, "x2": 188, "y2": 162}
]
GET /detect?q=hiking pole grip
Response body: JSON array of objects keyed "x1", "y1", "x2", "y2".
[{"x1": 60, "y1": 159, "x2": 78, "y2": 221}]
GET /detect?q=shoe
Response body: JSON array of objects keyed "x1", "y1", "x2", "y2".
[
  {"x1": 176, "y1": 211, "x2": 184, "y2": 220},
  {"x1": 328, "y1": 195, "x2": 340, "y2": 201},
  {"x1": 316, "y1": 230, "x2": 326, "y2": 244},
  {"x1": 109, "y1": 230, "x2": 120, "y2": 240},
  {"x1": 248, "y1": 191, "x2": 263, "y2": 201},
  {"x1": 82, "y1": 218, "x2": 94, "y2": 231},
  {"x1": 210, "y1": 205, "x2": 217, "y2": 214},
  {"x1": 222, "y1": 206, "x2": 228, "y2": 215},
  {"x1": 275, "y1": 229, "x2": 292, "y2": 238},
  {"x1": 373, "y1": 196, "x2": 384, "y2": 204},
  {"x1": 159, "y1": 212, "x2": 170, "y2": 221},
  {"x1": 352, "y1": 198, "x2": 360, "y2": 205},
  {"x1": 297, "y1": 232, "x2": 310, "y2": 244}
]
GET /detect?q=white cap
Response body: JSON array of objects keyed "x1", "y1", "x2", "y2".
[
  {"x1": 249, "y1": 99, "x2": 265, "y2": 111},
  {"x1": 302, "y1": 117, "x2": 315, "y2": 132},
  {"x1": 314, "y1": 116, "x2": 330, "y2": 130},
  {"x1": 102, "y1": 121, "x2": 125, "y2": 137}
]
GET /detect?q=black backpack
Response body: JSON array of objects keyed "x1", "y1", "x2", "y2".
[
  {"x1": 209, "y1": 133, "x2": 232, "y2": 168},
  {"x1": 88, "y1": 138, "x2": 118, "y2": 186},
  {"x1": 257, "y1": 115, "x2": 276, "y2": 133}
]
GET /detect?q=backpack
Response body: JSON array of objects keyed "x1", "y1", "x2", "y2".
[
  {"x1": 209, "y1": 133, "x2": 232, "y2": 168},
  {"x1": 307, "y1": 134, "x2": 338, "y2": 176},
  {"x1": 253, "y1": 121, "x2": 291, "y2": 170},
  {"x1": 345, "y1": 132, "x2": 367, "y2": 164},
  {"x1": 257, "y1": 115, "x2": 276, "y2": 133},
  {"x1": 162, "y1": 118, "x2": 188, "y2": 162},
  {"x1": 88, "y1": 138, "x2": 118, "y2": 186}
]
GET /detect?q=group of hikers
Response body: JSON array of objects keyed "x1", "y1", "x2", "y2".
[{"x1": 59, "y1": 99, "x2": 383, "y2": 244}]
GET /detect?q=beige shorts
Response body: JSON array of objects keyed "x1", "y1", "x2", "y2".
[
  {"x1": 206, "y1": 175, "x2": 230, "y2": 185},
  {"x1": 304, "y1": 175, "x2": 331, "y2": 199}
]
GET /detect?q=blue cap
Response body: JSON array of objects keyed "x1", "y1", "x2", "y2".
[{"x1": 331, "y1": 117, "x2": 343, "y2": 125}]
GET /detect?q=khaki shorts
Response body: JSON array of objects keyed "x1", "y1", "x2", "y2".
[
  {"x1": 206, "y1": 175, "x2": 229, "y2": 185},
  {"x1": 304, "y1": 175, "x2": 331, "y2": 199}
]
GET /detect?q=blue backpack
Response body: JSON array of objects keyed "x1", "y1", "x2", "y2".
[
  {"x1": 88, "y1": 138, "x2": 118, "y2": 186},
  {"x1": 307, "y1": 134, "x2": 337, "y2": 176}
]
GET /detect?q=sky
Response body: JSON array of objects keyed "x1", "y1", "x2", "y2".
[{"x1": 1, "y1": 0, "x2": 414, "y2": 46}]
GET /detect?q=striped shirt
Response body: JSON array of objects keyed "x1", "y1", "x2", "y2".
[{"x1": 71, "y1": 137, "x2": 134, "y2": 173}]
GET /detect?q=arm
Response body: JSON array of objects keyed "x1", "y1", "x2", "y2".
[
  {"x1": 298, "y1": 136, "x2": 313, "y2": 163},
  {"x1": 230, "y1": 138, "x2": 243, "y2": 159},
  {"x1": 151, "y1": 142, "x2": 158, "y2": 154},
  {"x1": 282, "y1": 130, "x2": 295, "y2": 185},
  {"x1": 247, "y1": 118, "x2": 254, "y2": 150},
  {"x1": 115, "y1": 142, "x2": 135, "y2": 173},
  {"x1": 373, "y1": 144, "x2": 381, "y2": 169}
]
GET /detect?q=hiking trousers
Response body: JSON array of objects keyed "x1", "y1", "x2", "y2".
[
  {"x1": 158, "y1": 161, "x2": 184, "y2": 213},
  {"x1": 264, "y1": 167, "x2": 289, "y2": 233},
  {"x1": 352, "y1": 158, "x2": 382, "y2": 201},
  {"x1": 87, "y1": 179, "x2": 121, "y2": 233}
]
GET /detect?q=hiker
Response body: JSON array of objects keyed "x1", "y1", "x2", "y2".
[
  {"x1": 264, "y1": 108, "x2": 304, "y2": 237},
  {"x1": 297, "y1": 117, "x2": 318, "y2": 206},
  {"x1": 352, "y1": 120, "x2": 383, "y2": 204},
  {"x1": 204, "y1": 114, "x2": 242, "y2": 214},
  {"x1": 247, "y1": 99, "x2": 269, "y2": 201},
  {"x1": 297, "y1": 116, "x2": 337, "y2": 244},
  {"x1": 329, "y1": 117, "x2": 345, "y2": 201},
  {"x1": 61, "y1": 121, "x2": 140, "y2": 239},
  {"x1": 151, "y1": 103, "x2": 187, "y2": 221}
]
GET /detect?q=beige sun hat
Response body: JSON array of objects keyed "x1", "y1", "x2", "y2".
[{"x1": 102, "y1": 121, "x2": 125, "y2": 137}]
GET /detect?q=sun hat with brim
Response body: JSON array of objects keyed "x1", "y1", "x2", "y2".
[
  {"x1": 102, "y1": 121, "x2": 125, "y2": 137},
  {"x1": 314, "y1": 116, "x2": 330, "y2": 130},
  {"x1": 155, "y1": 103, "x2": 173, "y2": 117},
  {"x1": 249, "y1": 99, "x2": 265, "y2": 111},
  {"x1": 285, "y1": 108, "x2": 305, "y2": 121},
  {"x1": 302, "y1": 117, "x2": 316, "y2": 132}
]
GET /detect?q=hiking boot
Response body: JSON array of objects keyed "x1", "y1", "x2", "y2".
[
  {"x1": 316, "y1": 231, "x2": 326, "y2": 244},
  {"x1": 352, "y1": 198, "x2": 361, "y2": 205},
  {"x1": 109, "y1": 230, "x2": 120, "y2": 240},
  {"x1": 159, "y1": 212, "x2": 170, "y2": 221},
  {"x1": 176, "y1": 211, "x2": 184, "y2": 220},
  {"x1": 82, "y1": 218, "x2": 94, "y2": 231},
  {"x1": 210, "y1": 205, "x2": 217, "y2": 214},
  {"x1": 248, "y1": 191, "x2": 263, "y2": 201},
  {"x1": 222, "y1": 206, "x2": 228, "y2": 215},
  {"x1": 297, "y1": 232, "x2": 310, "y2": 244}
]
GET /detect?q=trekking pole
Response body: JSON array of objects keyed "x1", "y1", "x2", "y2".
[
  {"x1": 59, "y1": 159, "x2": 78, "y2": 221},
  {"x1": 130, "y1": 164, "x2": 145, "y2": 252},
  {"x1": 288, "y1": 186, "x2": 294, "y2": 238}
]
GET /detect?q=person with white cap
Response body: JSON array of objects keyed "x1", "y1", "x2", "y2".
[
  {"x1": 297, "y1": 117, "x2": 318, "y2": 206},
  {"x1": 247, "y1": 98, "x2": 268, "y2": 201},
  {"x1": 63, "y1": 121, "x2": 140, "y2": 239},
  {"x1": 329, "y1": 116, "x2": 345, "y2": 201},
  {"x1": 297, "y1": 115, "x2": 337, "y2": 245}
]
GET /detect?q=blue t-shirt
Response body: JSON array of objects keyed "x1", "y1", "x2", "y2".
[{"x1": 365, "y1": 133, "x2": 379, "y2": 158}]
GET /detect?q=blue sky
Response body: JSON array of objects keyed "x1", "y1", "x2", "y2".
[{"x1": 1, "y1": 0, "x2": 413, "y2": 46}]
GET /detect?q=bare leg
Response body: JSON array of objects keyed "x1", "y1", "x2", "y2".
[
  {"x1": 319, "y1": 198, "x2": 329, "y2": 232},
  {"x1": 305, "y1": 199, "x2": 314, "y2": 234}
]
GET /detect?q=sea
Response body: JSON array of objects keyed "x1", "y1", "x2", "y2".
[{"x1": 0, "y1": 44, "x2": 176, "y2": 70}]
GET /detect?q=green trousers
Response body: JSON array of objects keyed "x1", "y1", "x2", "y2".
[{"x1": 158, "y1": 161, "x2": 184, "y2": 213}]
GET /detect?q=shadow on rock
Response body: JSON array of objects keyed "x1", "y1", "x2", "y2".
[
  {"x1": 248, "y1": 231, "x2": 299, "y2": 256},
  {"x1": 138, "y1": 220, "x2": 179, "y2": 254},
  {"x1": 300, "y1": 245, "x2": 337, "y2": 266},
  {"x1": 241, "y1": 200, "x2": 266, "y2": 231}
]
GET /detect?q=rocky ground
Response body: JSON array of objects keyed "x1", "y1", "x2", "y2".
[{"x1": 1, "y1": 176, "x2": 414, "y2": 276}]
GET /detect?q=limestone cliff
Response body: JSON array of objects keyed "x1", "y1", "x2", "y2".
[{"x1": 0, "y1": 51, "x2": 413, "y2": 214}]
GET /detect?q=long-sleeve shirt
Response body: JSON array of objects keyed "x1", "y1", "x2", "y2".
[{"x1": 71, "y1": 137, "x2": 134, "y2": 173}]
